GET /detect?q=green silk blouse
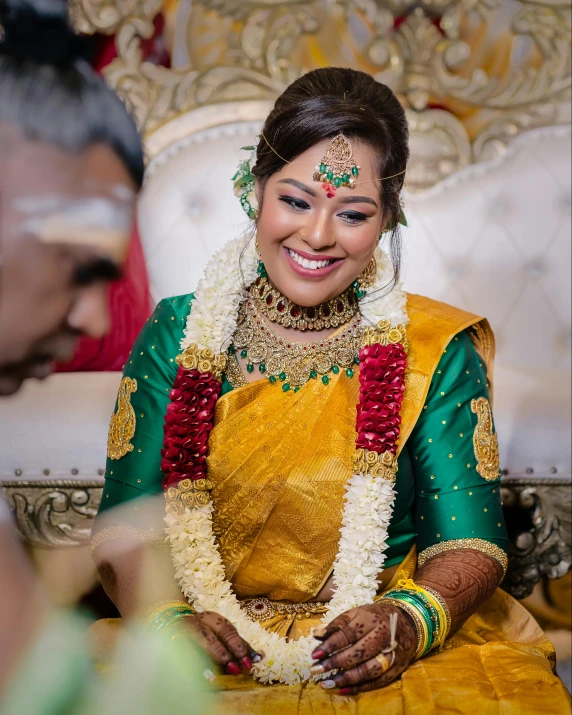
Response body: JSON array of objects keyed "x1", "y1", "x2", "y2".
[{"x1": 98, "y1": 294, "x2": 508, "y2": 569}]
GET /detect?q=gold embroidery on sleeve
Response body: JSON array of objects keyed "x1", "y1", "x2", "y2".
[
  {"x1": 471, "y1": 396, "x2": 500, "y2": 480},
  {"x1": 107, "y1": 377, "x2": 138, "y2": 460},
  {"x1": 417, "y1": 538, "x2": 507, "y2": 574}
]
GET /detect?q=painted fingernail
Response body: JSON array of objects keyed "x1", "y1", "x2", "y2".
[
  {"x1": 320, "y1": 680, "x2": 336, "y2": 690},
  {"x1": 309, "y1": 663, "x2": 325, "y2": 675},
  {"x1": 339, "y1": 687, "x2": 352, "y2": 695},
  {"x1": 241, "y1": 657, "x2": 253, "y2": 671},
  {"x1": 226, "y1": 662, "x2": 241, "y2": 675},
  {"x1": 312, "y1": 648, "x2": 326, "y2": 660}
]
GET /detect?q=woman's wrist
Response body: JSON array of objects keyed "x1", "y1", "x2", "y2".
[{"x1": 381, "y1": 597, "x2": 427, "y2": 659}]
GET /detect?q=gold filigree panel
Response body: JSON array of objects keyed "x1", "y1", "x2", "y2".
[{"x1": 71, "y1": 0, "x2": 571, "y2": 191}]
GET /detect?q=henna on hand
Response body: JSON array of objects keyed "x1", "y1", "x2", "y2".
[
  {"x1": 415, "y1": 548, "x2": 503, "y2": 634},
  {"x1": 311, "y1": 602, "x2": 417, "y2": 693},
  {"x1": 182, "y1": 611, "x2": 261, "y2": 675}
]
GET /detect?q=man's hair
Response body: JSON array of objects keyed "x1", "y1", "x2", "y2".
[{"x1": 0, "y1": 0, "x2": 144, "y2": 188}]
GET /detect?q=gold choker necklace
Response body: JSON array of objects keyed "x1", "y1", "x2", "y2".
[
  {"x1": 231, "y1": 298, "x2": 362, "y2": 390},
  {"x1": 251, "y1": 275, "x2": 359, "y2": 331}
]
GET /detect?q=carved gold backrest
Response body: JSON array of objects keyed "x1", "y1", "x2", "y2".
[{"x1": 70, "y1": 0, "x2": 571, "y2": 192}]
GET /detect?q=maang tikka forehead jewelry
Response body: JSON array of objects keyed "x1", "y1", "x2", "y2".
[{"x1": 313, "y1": 133, "x2": 359, "y2": 198}]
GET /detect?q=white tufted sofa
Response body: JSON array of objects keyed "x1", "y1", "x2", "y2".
[{"x1": 0, "y1": 102, "x2": 570, "y2": 595}]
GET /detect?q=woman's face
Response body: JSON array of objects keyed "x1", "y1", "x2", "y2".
[{"x1": 255, "y1": 138, "x2": 385, "y2": 307}]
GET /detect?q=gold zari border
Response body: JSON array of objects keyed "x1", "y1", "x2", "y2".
[
  {"x1": 417, "y1": 538, "x2": 508, "y2": 575},
  {"x1": 353, "y1": 449, "x2": 398, "y2": 481},
  {"x1": 91, "y1": 525, "x2": 168, "y2": 554},
  {"x1": 165, "y1": 478, "x2": 213, "y2": 515},
  {"x1": 176, "y1": 345, "x2": 227, "y2": 381}
]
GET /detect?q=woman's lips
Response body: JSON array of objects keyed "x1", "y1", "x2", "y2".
[{"x1": 283, "y1": 246, "x2": 344, "y2": 278}]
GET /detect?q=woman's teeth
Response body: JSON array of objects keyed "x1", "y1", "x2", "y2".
[{"x1": 287, "y1": 249, "x2": 334, "y2": 270}]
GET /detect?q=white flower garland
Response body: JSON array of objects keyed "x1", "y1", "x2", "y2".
[{"x1": 166, "y1": 236, "x2": 408, "y2": 685}]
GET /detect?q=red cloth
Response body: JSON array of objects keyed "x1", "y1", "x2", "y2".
[
  {"x1": 57, "y1": 15, "x2": 169, "y2": 372},
  {"x1": 56, "y1": 227, "x2": 152, "y2": 372}
]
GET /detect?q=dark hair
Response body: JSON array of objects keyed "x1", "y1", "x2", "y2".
[
  {"x1": 0, "y1": 0, "x2": 144, "y2": 188},
  {"x1": 252, "y1": 67, "x2": 409, "y2": 287}
]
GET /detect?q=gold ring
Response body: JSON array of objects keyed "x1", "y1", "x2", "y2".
[{"x1": 375, "y1": 653, "x2": 390, "y2": 673}]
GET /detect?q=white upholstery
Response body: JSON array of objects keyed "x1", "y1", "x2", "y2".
[
  {"x1": 0, "y1": 373, "x2": 121, "y2": 480},
  {"x1": 0, "y1": 114, "x2": 569, "y2": 484}
]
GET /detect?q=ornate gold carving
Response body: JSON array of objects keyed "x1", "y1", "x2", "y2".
[
  {"x1": 1, "y1": 480, "x2": 103, "y2": 547},
  {"x1": 418, "y1": 537, "x2": 508, "y2": 575},
  {"x1": 107, "y1": 377, "x2": 138, "y2": 461},
  {"x1": 352, "y1": 449, "x2": 398, "y2": 481},
  {"x1": 501, "y1": 475, "x2": 572, "y2": 599},
  {"x1": 176, "y1": 346, "x2": 227, "y2": 380},
  {"x1": 70, "y1": 0, "x2": 570, "y2": 190},
  {"x1": 471, "y1": 396, "x2": 500, "y2": 481}
]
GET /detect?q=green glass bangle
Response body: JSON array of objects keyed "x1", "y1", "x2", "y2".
[
  {"x1": 148, "y1": 605, "x2": 195, "y2": 633},
  {"x1": 385, "y1": 588, "x2": 439, "y2": 635},
  {"x1": 384, "y1": 591, "x2": 437, "y2": 654}
]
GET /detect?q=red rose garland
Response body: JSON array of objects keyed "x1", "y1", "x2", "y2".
[{"x1": 356, "y1": 343, "x2": 407, "y2": 454}]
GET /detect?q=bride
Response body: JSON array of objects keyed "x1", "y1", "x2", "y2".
[{"x1": 92, "y1": 67, "x2": 569, "y2": 712}]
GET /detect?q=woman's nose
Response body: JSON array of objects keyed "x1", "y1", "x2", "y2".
[{"x1": 301, "y1": 212, "x2": 335, "y2": 250}]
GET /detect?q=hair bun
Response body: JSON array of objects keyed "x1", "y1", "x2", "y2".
[{"x1": 0, "y1": 0, "x2": 91, "y2": 65}]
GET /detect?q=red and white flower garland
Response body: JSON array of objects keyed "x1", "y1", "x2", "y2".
[{"x1": 162, "y1": 235, "x2": 409, "y2": 684}]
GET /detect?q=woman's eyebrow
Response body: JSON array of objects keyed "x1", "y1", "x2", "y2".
[
  {"x1": 276, "y1": 178, "x2": 316, "y2": 197},
  {"x1": 338, "y1": 195, "x2": 378, "y2": 208}
]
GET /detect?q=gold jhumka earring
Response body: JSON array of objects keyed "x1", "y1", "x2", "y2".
[
  {"x1": 352, "y1": 256, "x2": 377, "y2": 299},
  {"x1": 313, "y1": 133, "x2": 359, "y2": 198}
]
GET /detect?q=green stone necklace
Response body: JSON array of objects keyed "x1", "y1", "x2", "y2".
[{"x1": 230, "y1": 297, "x2": 361, "y2": 392}]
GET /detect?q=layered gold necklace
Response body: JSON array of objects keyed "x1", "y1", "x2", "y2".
[
  {"x1": 230, "y1": 296, "x2": 362, "y2": 391},
  {"x1": 251, "y1": 275, "x2": 359, "y2": 330}
]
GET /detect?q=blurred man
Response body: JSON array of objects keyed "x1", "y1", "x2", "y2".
[{"x1": 0, "y1": 0, "x2": 143, "y2": 395}]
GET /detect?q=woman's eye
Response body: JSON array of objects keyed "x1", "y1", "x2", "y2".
[
  {"x1": 278, "y1": 195, "x2": 310, "y2": 211},
  {"x1": 339, "y1": 211, "x2": 368, "y2": 224}
]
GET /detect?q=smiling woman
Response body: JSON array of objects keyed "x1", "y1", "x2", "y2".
[{"x1": 93, "y1": 67, "x2": 570, "y2": 714}]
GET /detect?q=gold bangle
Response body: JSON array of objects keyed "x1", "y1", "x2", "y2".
[
  {"x1": 393, "y1": 579, "x2": 449, "y2": 650},
  {"x1": 382, "y1": 597, "x2": 428, "y2": 660},
  {"x1": 419, "y1": 584, "x2": 452, "y2": 640}
]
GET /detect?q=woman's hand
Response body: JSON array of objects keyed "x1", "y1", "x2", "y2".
[
  {"x1": 182, "y1": 611, "x2": 262, "y2": 675},
  {"x1": 310, "y1": 602, "x2": 417, "y2": 695}
]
